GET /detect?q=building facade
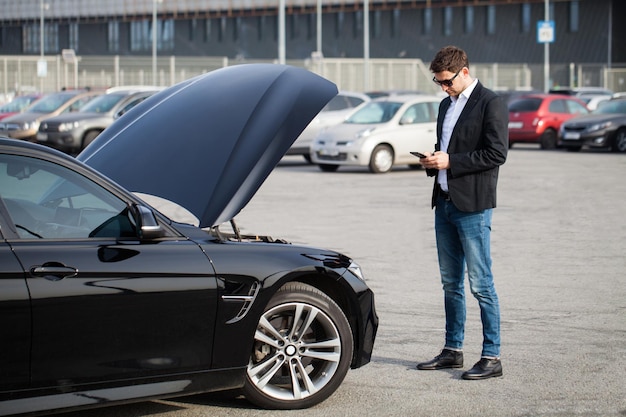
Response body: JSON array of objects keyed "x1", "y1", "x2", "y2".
[{"x1": 0, "y1": 0, "x2": 624, "y2": 65}]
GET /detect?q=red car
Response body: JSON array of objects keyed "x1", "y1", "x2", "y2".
[
  {"x1": 0, "y1": 94, "x2": 42, "y2": 121},
  {"x1": 508, "y1": 94, "x2": 589, "y2": 149}
]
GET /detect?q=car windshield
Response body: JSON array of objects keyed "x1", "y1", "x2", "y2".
[
  {"x1": 593, "y1": 100, "x2": 626, "y2": 114},
  {"x1": 27, "y1": 93, "x2": 78, "y2": 113},
  {"x1": 79, "y1": 93, "x2": 127, "y2": 113},
  {"x1": 0, "y1": 96, "x2": 37, "y2": 113},
  {"x1": 346, "y1": 101, "x2": 403, "y2": 124},
  {"x1": 508, "y1": 98, "x2": 541, "y2": 112}
]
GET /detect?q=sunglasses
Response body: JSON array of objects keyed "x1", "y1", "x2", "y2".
[{"x1": 432, "y1": 69, "x2": 462, "y2": 87}]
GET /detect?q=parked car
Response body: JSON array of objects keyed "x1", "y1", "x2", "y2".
[
  {"x1": 286, "y1": 91, "x2": 370, "y2": 162},
  {"x1": 0, "y1": 94, "x2": 43, "y2": 121},
  {"x1": 558, "y1": 98, "x2": 626, "y2": 152},
  {"x1": 364, "y1": 89, "x2": 425, "y2": 99},
  {"x1": 578, "y1": 94, "x2": 611, "y2": 111},
  {"x1": 549, "y1": 87, "x2": 614, "y2": 97},
  {"x1": 311, "y1": 94, "x2": 440, "y2": 173},
  {"x1": 0, "y1": 64, "x2": 377, "y2": 415},
  {"x1": 0, "y1": 90, "x2": 100, "y2": 141},
  {"x1": 507, "y1": 94, "x2": 589, "y2": 149},
  {"x1": 37, "y1": 89, "x2": 158, "y2": 154}
]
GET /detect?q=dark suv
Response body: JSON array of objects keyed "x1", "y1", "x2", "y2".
[{"x1": 37, "y1": 89, "x2": 158, "y2": 154}]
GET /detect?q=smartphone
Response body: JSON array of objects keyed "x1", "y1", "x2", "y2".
[{"x1": 410, "y1": 151, "x2": 427, "y2": 158}]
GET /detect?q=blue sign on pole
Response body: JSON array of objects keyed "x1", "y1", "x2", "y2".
[{"x1": 537, "y1": 20, "x2": 555, "y2": 43}]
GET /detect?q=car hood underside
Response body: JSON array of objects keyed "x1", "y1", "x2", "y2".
[{"x1": 78, "y1": 64, "x2": 337, "y2": 228}]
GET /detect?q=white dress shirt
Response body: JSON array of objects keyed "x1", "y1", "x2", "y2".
[{"x1": 438, "y1": 79, "x2": 478, "y2": 192}]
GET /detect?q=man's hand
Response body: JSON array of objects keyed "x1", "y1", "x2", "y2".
[{"x1": 420, "y1": 151, "x2": 450, "y2": 170}]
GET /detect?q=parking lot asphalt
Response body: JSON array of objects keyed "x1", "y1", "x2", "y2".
[{"x1": 67, "y1": 146, "x2": 626, "y2": 417}]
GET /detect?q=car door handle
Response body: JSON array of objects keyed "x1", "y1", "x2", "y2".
[{"x1": 30, "y1": 263, "x2": 78, "y2": 281}]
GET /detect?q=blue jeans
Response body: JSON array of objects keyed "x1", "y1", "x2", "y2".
[{"x1": 435, "y1": 197, "x2": 501, "y2": 358}]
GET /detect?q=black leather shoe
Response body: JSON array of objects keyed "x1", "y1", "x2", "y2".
[
  {"x1": 461, "y1": 358, "x2": 503, "y2": 380},
  {"x1": 416, "y1": 349, "x2": 463, "y2": 370}
]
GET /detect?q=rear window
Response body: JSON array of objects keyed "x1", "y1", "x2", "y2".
[{"x1": 508, "y1": 98, "x2": 541, "y2": 112}]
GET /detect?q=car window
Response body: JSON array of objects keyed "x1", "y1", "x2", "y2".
[
  {"x1": 27, "y1": 93, "x2": 76, "y2": 113},
  {"x1": 346, "y1": 101, "x2": 403, "y2": 124},
  {"x1": 508, "y1": 98, "x2": 541, "y2": 112},
  {"x1": 565, "y1": 100, "x2": 589, "y2": 114},
  {"x1": 594, "y1": 100, "x2": 626, "y2": 114},
  {"x1": 428, "y1": 102, "x2": 439, "y2": 119},
  {"x1": 0, "y1": 154, "x2": 136, "y2": 239},
  {"x1": 64, "y1": 96, "x2": 96, "y2": 113},
  {"x1": 548, "y1": 100, "x2": 567, "y2": 113},
  {"x1": 79, "y1": 93, "x2": 126, "y2": 113},
  {"x1": 116, "y1": 96, "x2": 148, "y2": 118},
  {"x1": 323, "y1": 95, "x2": 351, "y2": 111},
  {"x1": 346, "y1": 96, "x2": 366, "y2": 107},
  {"x1": 400, "y1": 103, "x2": 432, "y2": 124}
]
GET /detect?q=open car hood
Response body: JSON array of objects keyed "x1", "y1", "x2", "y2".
[{"x1": 78, "y1": 64, "x2": 337, "y2": 228}]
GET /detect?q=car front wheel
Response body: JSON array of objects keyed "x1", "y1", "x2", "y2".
[
  {"x1": 243, "y1": 282, "x2": 353, "y2": 410},
  {"x1": 611, "y1": 128, "x2": 626, "y2": 153},
  {"x1": 369, "y1": 144, "x2": 393, "y2": 173}
]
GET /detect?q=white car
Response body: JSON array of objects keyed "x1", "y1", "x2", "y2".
[
  {"x1": 286, "y1": 91, "x2": 370, "y2": 162},
  {"x1": 311, "y1": 94, "x2": 440, "y2": 173}
]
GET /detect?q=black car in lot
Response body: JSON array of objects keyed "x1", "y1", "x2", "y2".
[
  {"x1": 0, "y1": 64, "x2": 378, "y2": 416},
  {"x1": 558, "y1": 98, "x2": 626, "y2": 152}
]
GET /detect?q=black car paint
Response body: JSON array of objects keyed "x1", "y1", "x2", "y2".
[{"x1": 0, "y1": 137, "x2": 377, "y2": 415}]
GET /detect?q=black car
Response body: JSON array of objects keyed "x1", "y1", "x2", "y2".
[
  {"x1": 0, "y1": 64, "x2": 378, "y2": 416},
  {"x1": 558, "y1": 98, "x2": 626, "y2": 152}
]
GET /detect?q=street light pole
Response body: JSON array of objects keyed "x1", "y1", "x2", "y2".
[
  {"x1": 40, "y1": 0, "x2": 44, "y2": 59},
  {"x1": 278, "y1": 0, "x2": 286, "y2": 65},
  {"x1": 363, "y1": 0, "x2": 370, "y2": 91},
  {"x1": 316, "y1": 0, "x2": 322, "y2": 55},
  {"x1": 152, "y1": 0, "x2": 159, "y2": 85},
  {"x1": 543, "y1": 0, "x2": 550, "y2": 93}
]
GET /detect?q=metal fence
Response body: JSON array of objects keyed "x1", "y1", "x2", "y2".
[{"x1": 2, "y1": 54, "x2": 625, "y2": 103}]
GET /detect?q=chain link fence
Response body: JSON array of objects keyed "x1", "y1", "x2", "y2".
[{"x1": 2, "y1": 54, "x2": 625, "y2": 103}]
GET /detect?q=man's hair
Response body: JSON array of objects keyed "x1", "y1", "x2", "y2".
[{"x1": 429, "y1": 46, "x2": 470, "y2": 73}]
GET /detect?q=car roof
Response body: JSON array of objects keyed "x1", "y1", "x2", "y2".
[{"x1": 370, "y1": 94, "x2": 440, "y2": 103}]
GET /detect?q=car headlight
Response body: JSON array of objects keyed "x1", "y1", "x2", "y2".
[
  {"x1": 347, "y1": 261, "x2": 366, "y2": 282},
  {"x1": 20, "y1": 121, "x2": 40, "y2": 131},
  {"x1": 356, "y1": 127, "x2": 376, "y2": 139},
  {"x1": 588, "y1": 121, "x2": 612, "y2": 132},
  {"x1": 59, "y1": 121, "x2": 81, "y2": 132}
]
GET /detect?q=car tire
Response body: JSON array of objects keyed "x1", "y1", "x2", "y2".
[
  {"x1": 540, "y1": 129, "x2": 557, "y2": 150},
  {"x1": 369, "y1": 144, "x2": 393, "y2": 173},
  {"x1": 243, "y1": 282, "x2": 353, "y2": 410},
  {"x1": 318, "y1": 164, "x2": 339, "y2": 172},
  {"x1": 610, "y1": 128, "x2": 626, "y2": 153}
]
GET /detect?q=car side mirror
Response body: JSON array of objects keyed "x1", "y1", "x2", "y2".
[{"x1": 133, "y1": 204, "x2": 165, "y2": 240}]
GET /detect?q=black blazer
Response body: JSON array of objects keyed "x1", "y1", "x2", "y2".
[{"x1": 427, "y1": 81, "x2": 508, "y2": 212}]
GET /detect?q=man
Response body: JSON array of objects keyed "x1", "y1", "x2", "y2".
[{"x1": 416, "y1": 46, "x2": 508, "y2": 380}]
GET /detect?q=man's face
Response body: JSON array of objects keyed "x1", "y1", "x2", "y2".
[{"x1": 433, "y1": 68, "x2": 467, "y2": 97}]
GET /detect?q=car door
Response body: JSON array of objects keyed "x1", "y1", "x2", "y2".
[
  {"x1": 0, "y1": 152, "x2": 218, "y2": 388},
  {"x1": 0, "y1": 223, "x2": 31, "y2": 391},
  {"x1": 393, "y1": 102, "x2": 437, "y2": 164}
]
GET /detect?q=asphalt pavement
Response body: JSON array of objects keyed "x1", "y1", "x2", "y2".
[{"x1": 67, "y1": 146, "x2": 626, "y2": 417}]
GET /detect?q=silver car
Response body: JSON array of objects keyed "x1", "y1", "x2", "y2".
[
  {"x1": 286, "y1": 91, "x2": 370, "y2": 162},
  {"x1": 311, "y1": 94, "x2": 440, "y2": 173}
]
